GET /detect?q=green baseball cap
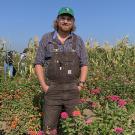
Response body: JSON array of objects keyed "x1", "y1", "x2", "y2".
[{"x1": 58, "y1": 7, "x2": 74, "y2": 17}]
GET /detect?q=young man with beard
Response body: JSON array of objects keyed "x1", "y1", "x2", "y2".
[{"x1": 34, "y1": 7, "x2": 88, "y2": 134}]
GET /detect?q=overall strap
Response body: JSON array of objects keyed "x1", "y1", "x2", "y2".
[
  {"x1": 72, "y1": 34, "x2": 77, "y2": 50},
  {"x1": 51, "y1": 32, "x2": 59, "y2": 50}
]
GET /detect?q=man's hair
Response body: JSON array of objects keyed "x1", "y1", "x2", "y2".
[{"x1": 53, "y1": 18, "x2": 76, "y2": 32}]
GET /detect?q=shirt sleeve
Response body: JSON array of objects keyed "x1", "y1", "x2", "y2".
[
  {"x1": 79, "y1": 37, "x2": 88, "y2": 67},
  {"x1": 34, "y1": 36, "x2": 46, "y2": 66}
]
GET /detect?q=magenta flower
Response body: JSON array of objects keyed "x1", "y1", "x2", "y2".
[
  {"x1": 118, "y1": 99, "x2": 127, "y2": 107},
  {"x1": 107, "y1": 95, "x2": 120, "y2": 102},
  {"x1": 90, "y1": 88, "x2": 101, "y2": 95},
  {"x1": 114, "y1": 127, "x2": 124, "y2": 134},
  {"x1": 61, "y1": 112, "x2": 69, "y2": 119},
  {"x1": 37, "y1": 130, "x2": 44, "y2": 135}
]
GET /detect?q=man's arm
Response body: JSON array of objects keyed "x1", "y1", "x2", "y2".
[
  {"x1": 34, "y1": 34, "x2": 49, "y2": 92},
  {"x1": 78, "y1": 65, "x2": 88, "y2": 90},
  {"x1": 35, "y1": 65, "x2": 49, "y2": 92},
  {"x1": 77, "y1": 36, "x2": 88, "y2": 90},
  {"x1": 80, "y1": 65, "x2": 88, "y2": 82}
]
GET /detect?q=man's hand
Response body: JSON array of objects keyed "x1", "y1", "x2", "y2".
[
  {"x1": 35, "y1": 65, "x2": 49, "y2": 93},
  {"x1": 41, "y1": 84, "x2": 49, "y2": 93}
]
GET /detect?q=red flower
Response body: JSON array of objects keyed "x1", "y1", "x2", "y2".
[
  {"x1": 72, "y1": 110, "x2": 81, "y2": 116},
  {"x1": 90, "y1": 88, "x2": 101, "y2": 95},
  {"x1": 113, "y1": 127, "x2": 124, "y2": 134},
  {"x1": 106, "y1": 95, "x2": 120, "y2": 102},
  {"x1": 61, "y1": 112, "x2": 69, "y2": 119},
  {"x1": 118, "y1": 99, "x2": 127, "y2": 107}
]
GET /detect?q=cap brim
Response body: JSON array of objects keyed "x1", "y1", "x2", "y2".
[{"x1": 58, "y1": 13, "x2": 74, "y2": 17}]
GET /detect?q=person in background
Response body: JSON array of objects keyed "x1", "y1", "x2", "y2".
[
  {"x1": 20, "y1": 51, "x2": 26, "y2": 61},
  {"x1": 34, "y1": 7, "x2": 88, "y2": 134},
  {"x1": 4, "y1": 51, "x2": 14, "y2": 79}
]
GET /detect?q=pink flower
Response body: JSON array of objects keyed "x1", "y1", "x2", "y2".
[
  {"x1": 90, "y1": 88, "x2": 101, "y2": 95},
  {"x1": 61, "y1": 112, "x2": 69, "y2": 119},
  {"x1": 80, "y1": 98, "x2": 86, "y2": 103},
  {"x1": 118, "y1": 99, "x2": 127, "y2": 107},
  {"x1": 107, "y1": 95, "x2": 120, "y2": 102},
  {"x1": 49, "y1": 129, "x2": 57, "y2": 135},
  {"x1": 72, "y1": 110, "x2": 81, "y2": 116},
  {"x1": 91, "y1": 102, "x2": 97, "y2": 108},
  {"x1": 114, "y1": 127, "x2": 124, "y2": 134},
  {"x1": 85, "y1": 118, "x2": 93, "y2": 124},
  {"x1": 37, "y1": 130, "x2": 44, "y2": 135}
]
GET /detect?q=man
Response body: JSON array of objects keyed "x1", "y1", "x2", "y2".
[{"x1": 34, "y1": 7, "x2": 88, "y2": 134}]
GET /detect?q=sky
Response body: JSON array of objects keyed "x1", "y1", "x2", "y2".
[{"x1": 0, "y1": 0, "x2": 135, "y2": 52}]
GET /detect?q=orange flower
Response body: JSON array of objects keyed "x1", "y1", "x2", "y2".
[
  {"x1": 11, "y1": 116, "x2": 19, "y2": 129},
  {"x1": 28, "y1": 131, "x2": 37, "y2": 135},
  {"x1": 11, "y1": 121, "x2": 17, "y2": 129},
  {"x1": 72, "y1": 110, "x2": 81, "y2": 116}
]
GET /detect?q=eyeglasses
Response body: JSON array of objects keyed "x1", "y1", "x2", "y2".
[{"x1": 58, "y1": 16, "x2": 74, "y2": 23}]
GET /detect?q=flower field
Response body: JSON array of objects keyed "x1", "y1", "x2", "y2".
[{"x1": 0, "y1": 38, "x2": 135, "y2": 135}]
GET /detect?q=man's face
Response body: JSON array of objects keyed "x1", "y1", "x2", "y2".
[{"x1": 57, "y1": 15, "x2": 74, "y2": 32}]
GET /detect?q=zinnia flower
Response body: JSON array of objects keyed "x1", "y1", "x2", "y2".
[
  {"x1": 85, "y1": 118, "x2": 93, "y2": 124},
  {"x1": 106, "y1": 95, "x2": 120, "y2": 102},
  {"x1": 114, "y1": 127, "x2": 124, "y2": 134},
  {"x1": 28, "y1": 131, "x2": 37, "y2": 135},
  {"x1": 80, "y1": 98, "x2": 86, "y2": 103},
  {"x1": 61, "y1": 112, "x2": 68, "y2": 119},
  {"x1": 91, "y1": 102, "x2": 97, "y2": 108},
  {"x1": 118, "y1": 99, "x2": 127, "y2": 107},
  {"x1": 37, "y1": 130, "x2": 44, "y2": 135},
  {"x1": 72, "y1": 110, "x2": 81, "y2": 116},
  {"x1": 90, "y1": 88, "x2": 101, "y2": 95}
]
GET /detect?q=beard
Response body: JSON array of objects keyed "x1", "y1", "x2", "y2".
[{"x1": 58, "y1": 24, "x2": 72, "y2": 32}]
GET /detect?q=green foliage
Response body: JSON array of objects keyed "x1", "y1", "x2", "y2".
[
  {"x1": 0, "y1": 76, "x2": 43, "y2": 134},
  {"x1": 0, "y1": 37, "x2": 135, "y2": 134}
]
